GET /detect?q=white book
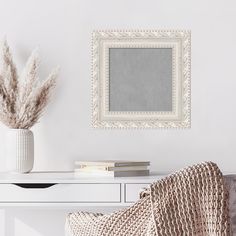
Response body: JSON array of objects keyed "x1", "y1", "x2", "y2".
[
  {"x1": 75, "y1": 160, "x2": 150, "y2": 167},
  {"x1": 75, "y1": 165, "x2": 149, "y2": 172},
  {"x1": 74, "y1": 170, "x2": 150, "y2": 177}
]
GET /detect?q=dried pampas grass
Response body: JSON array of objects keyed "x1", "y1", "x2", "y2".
[{"x1": 0, "y1": 40, "x2": 58, "y2": 129}]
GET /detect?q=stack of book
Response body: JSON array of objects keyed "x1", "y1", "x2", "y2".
[{"x1": 74, "y1": 160, "x2": 150, "y2": 177}]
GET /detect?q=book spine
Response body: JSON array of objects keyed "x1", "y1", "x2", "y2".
[
  {"x1": 75, "y1": 162, "x2": 115, "y2": 167},
  {"x1": 75, "y1": 162, "x2": 150, "y2": 167},
  {"x1": 75, "y1": 166, "x2": 148, "y2": 172},
  {"x1": 75, "y1": 165, "x2": 112, "y2": 171},
  {"x1": 114, "y1": 170, "x2": 149, "y2": 177},
  {"x1": 115, "y1": 163, "x2": 150, "y2": 167},
  {"x1": 74, "y1": 170, "x2": 150, "y2": 177},
  {"x1": 74, "y1": 171, "x2": 114, "y2": 177}
]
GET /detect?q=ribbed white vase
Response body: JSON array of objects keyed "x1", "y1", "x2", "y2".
[{"x1": 6, "y1": 129, "x2": 34, "y2": 173}]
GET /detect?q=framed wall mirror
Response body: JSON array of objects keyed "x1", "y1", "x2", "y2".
[{"x1": 92, "y1": 30, "x2": 191, "y2": 128}]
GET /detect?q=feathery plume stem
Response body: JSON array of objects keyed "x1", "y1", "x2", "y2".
[{"x1": 0, "y1": 40, "x2": 58, "y2": 129}]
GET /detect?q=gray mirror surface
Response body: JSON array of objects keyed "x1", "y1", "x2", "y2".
[{"x1": 109, "y1": 48, "x2": 173, "y2": 112}]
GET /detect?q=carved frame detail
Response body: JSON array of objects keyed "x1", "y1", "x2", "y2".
[{"x1": 92, "y1": 30, "x2": 191, "y2": 128}]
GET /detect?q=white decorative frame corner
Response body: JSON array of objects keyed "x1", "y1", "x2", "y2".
[{"x1": 92, "y1": 30, "x2": 191, "y2": 129}]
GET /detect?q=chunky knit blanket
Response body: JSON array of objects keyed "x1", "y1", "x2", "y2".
[{"x1": 66, "y1": 162, "x2": 230, "y2": 236}]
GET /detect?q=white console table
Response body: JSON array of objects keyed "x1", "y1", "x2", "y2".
[{"x1": 0, "y1": 172, "x2": 165, "y2": 208}]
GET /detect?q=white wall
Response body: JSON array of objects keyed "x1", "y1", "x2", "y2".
[{"x1": 0, "y1": 0, "x2": 236, "y2": 235}]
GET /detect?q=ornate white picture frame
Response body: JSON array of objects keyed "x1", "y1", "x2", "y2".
[{"x1": 92, "y1": 30, "x2": 191, "y2": 128}]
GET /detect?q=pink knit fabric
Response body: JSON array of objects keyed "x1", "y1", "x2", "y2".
[{"x1": 66, "y1": 162, "x2": 230, "y2": 236}]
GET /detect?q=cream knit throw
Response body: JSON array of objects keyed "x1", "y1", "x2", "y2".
[{"x1": 66, "y1": 162, "x2": 230, "y2": 236}]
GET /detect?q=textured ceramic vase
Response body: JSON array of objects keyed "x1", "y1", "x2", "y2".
[{"x1": 6, "y1": 129, "x2": 34, "y2": 173}]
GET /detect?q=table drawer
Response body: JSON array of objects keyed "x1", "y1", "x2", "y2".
[
  {"x1": 0, "y1": 183, "x2": 121, "y2": 203},
  {"x1": 125, "y1": 183, "x2": 150, "y2": 203}
]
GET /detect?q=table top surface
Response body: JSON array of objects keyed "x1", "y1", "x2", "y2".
[
  {"x1": 0, "y1": 171, "x2": 234, "y2": 184},
  {"x1": 0, "y1": 171, "x2": 167, "y2": 183}
]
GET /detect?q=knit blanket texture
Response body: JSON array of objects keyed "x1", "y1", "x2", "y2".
[{"x1": 66, "y1": 162, "x2": 230, "y2": 236}]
